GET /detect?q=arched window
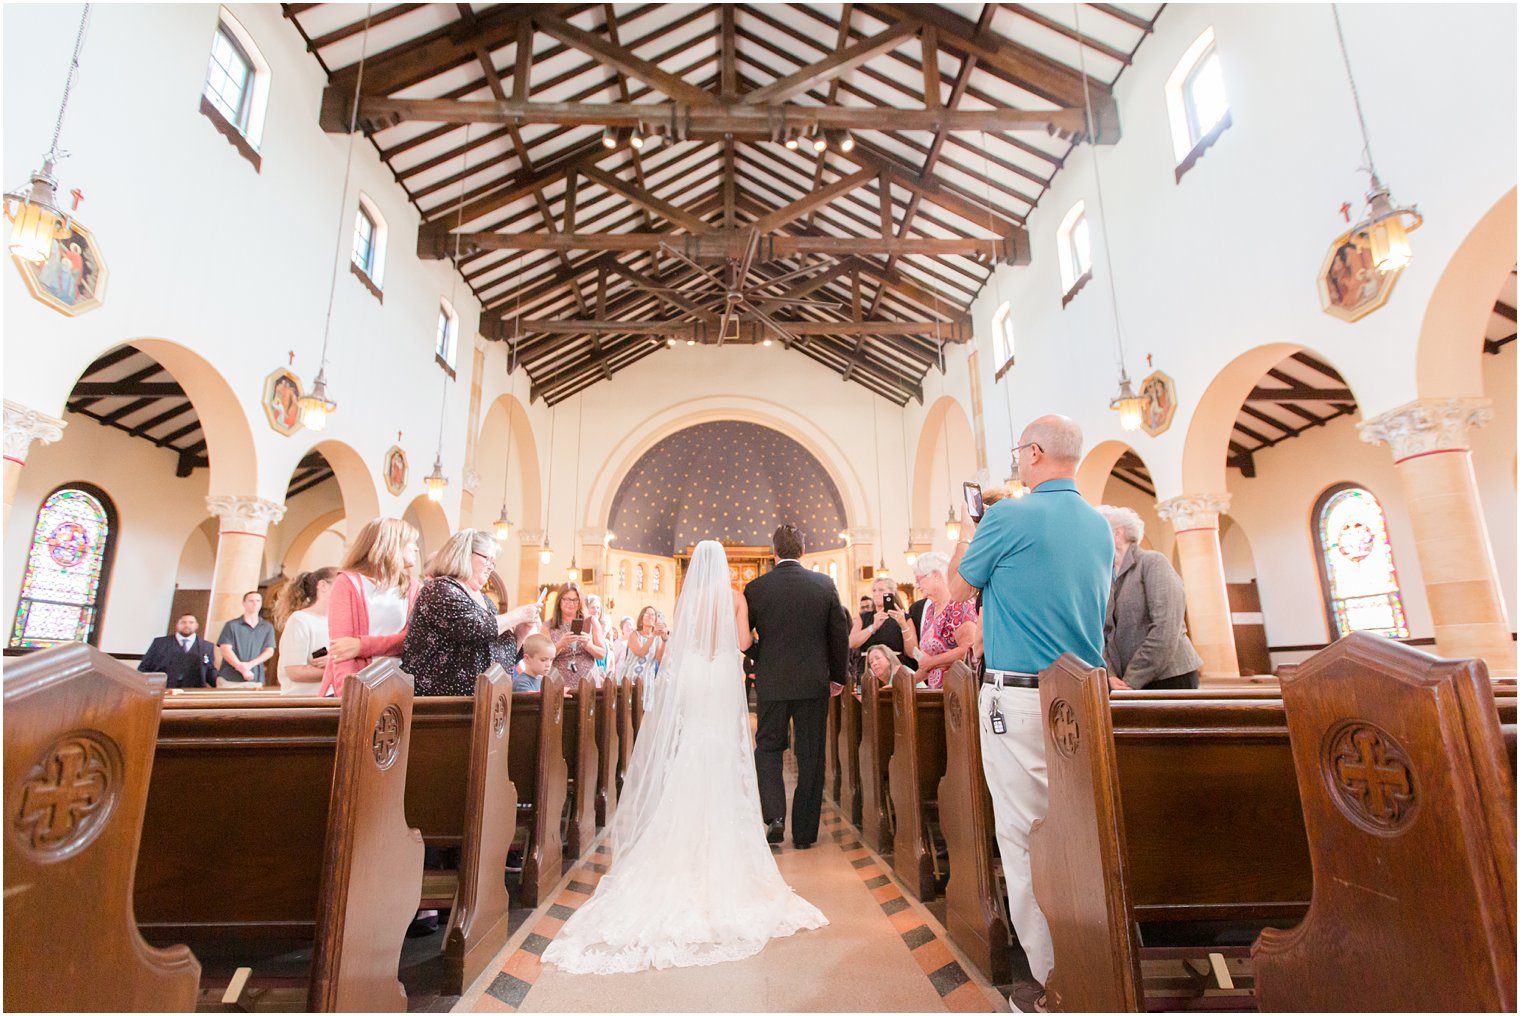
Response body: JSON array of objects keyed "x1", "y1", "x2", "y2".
[
  {"x1": 435, "y1": 298, "x2": 458, "y2": 368},
  {"x1": 653, "y1": 566, "x2": 663, "y2": 593},
  {"x1": 635, "y1": 564, "x2": 645, "y2": 591},
  {"x1": 827, "y1": 561, "x2": 839, "y2": 581},
  {"x1": 10, "y1": 484, "x2": 118, "y2": 648},
  {"x1": 351, "y1": 193, "x2": 387, "y2": 292},
  {"x1": 1165, "y1": 27, "x2": 1231, "y2": 178},
  {"x1": 201, "y1": 9, "x2": 271, "y2": 156},
  {"x1": 1313, "y1": 484, "x2": 1409, "y2": 639},
  {"x1": 1056, "y1": 201, "x2": 1092, "y2": 299},
  {"x1": 991, "y1": 301, "x2": 1014, "y2": 378},
  {"x1": 617, "y1": 560, "x2": 627, "y2": 590}
]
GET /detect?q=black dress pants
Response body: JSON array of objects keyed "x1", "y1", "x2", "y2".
[
  {"x1": 754, "y1": 696, "x2": 829, "y2": 846},
  {"x1": 1143, "y1": 670, "x2": 1200, "y2": 690}
]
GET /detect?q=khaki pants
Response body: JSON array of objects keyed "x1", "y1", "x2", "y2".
[
  {"x1": 216, "y1": 676, "x2": 260, "y2": 689},
  {"x1": 978, "y1": 684, "x2": 1054, "y2": 986}
]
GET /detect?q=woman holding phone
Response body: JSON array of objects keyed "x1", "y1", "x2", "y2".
[
  {"x1": 848, "y1": 576, "x2": 917, "y2": 676},
  {"x1": 546, "y1": 581, "x2": 605, "y2": 691}
]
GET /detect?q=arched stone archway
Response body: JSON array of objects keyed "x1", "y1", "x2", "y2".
[
  {"x1": 1076, "y1": 439, "x2": 1134, "y2": 504},
  {"x1": 473, "y1": 393, "x2": 543, "y2": 531},
  {"x1": 282, "y1": 508, "x2": 347, "y2": 574},
  {"x1": 1416, "y1": 187, "x2": 1517, "y2": 399},
  {"x1": 911, "y1": 396, "x2": 976, "y2": 534},
  {"x1": 403, "y1": 494, "x2": 450, "y2": 564},
  {"x1": 302, "y1": 439, "x2": 380, "y2": 541}
]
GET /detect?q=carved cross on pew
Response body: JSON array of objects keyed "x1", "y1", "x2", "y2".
[
  {"x1": 1335, "y1": 728, "x2": 1412, "y2": 824},
  {"x1": 1049, "y1": 699, "x2": 1080, "y2": 758},
  {"x1": 17, "y1": 739, "x2": 110, "y2": 851},
  {"x1": 372, "y1": 707, "x2": 402, "y2": 769}
]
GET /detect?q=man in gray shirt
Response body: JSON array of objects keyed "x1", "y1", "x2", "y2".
[{"x1": 216, "y1": 591, "x2": 276, "y2": 688}]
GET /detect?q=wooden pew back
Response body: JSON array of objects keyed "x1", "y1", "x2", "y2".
[
  {"x1": 1029, "y1": 655, "x2": 1142, "y2": 1013},
  {"x1": 889, "y1": 676, "x2": 947, "y2": 900},
  {"x1": 596, "y1": 677, "x2": 619, "y2": 827},
  {"x1": 858, "y1": 669, "x2": 896, "y2": 854},
  {"x1": 617, "y1": 676, "x2": 634, "y2": 795},
  {"x1": 5, "y1": 644, "x2": 201, "y2": 1012},
  {"x1": 825, "y1": 692, "x2": 841, "y2": 805},
  {"x1": 508, "y1": 673, "x2": 567, "y2": 907},
  {"x1": 1253, "y1": 634, "x2": 1518, "y2": 1012},
  {"x1": 561, "y1": 678, "x2": 598, "y2": 858},
  {"x1": 840, "y1": 681, "x2": 863, "y2": 825}
]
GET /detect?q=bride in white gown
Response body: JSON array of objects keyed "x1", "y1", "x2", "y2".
[{"x1": 541, "y1": 540, "x2": 828, "y2": 974}]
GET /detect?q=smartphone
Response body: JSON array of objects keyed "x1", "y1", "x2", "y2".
[
  {"x1": 311, "y1": 646, "x2": 329, "y2": 660},
  {"x1": 963, "y1": 481, "x2": 985, "y2": 524},
  {"x1": 571, "y1": 618, "x2": 585, "y2": 636},
  {"x1": 882, "y1": 591, "x2": 899, "y2": 612}
]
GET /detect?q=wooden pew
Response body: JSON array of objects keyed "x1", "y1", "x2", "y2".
[
  {"x1": 508, "y1": 674, "x2": 568, "y2": 908},
  {"x1": 938, "y1": 661, "x2": 1012, "y2": 987},
  {"x1": 839, "y1": 680, "x2": 863, "y2": 826},
  {"x1": 561, "y1": 677, "x2": 598, "y2": 859},
  {"x1": 888, "y1": 676, "x2": 947, "y2": 901},
  {"x1": 616, "y1": 676, "x2": 635, "y2": 796},
  {"x1": 825, "y1": 691, "x2": 841, "y2": 805},
  {"x1": 633, "y1": 676, "x2": 647, "y2": 740},
  {"x1": 1253, "y1": 634, "x2": 1518, "y2": 1012},
  {"x1": 136, "y1": 661, "x2": 424, "y2": 1012},
  {"x1": 404, "y1": 666, "x2": 518, "y2": 994},
  {"x1": 858, "y1": 668, "x2": 896, "y2": 854},
  {"x1": 595, "y1": 677, "x2": 620, "y2": 827},
  {"x1": 5, "y1": 644, "x2": 201, "y2": 1012}
]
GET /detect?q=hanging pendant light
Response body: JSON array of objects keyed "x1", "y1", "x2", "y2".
[
  {"x1": 4, "y1": 5, "x2": 91, "y2": 265},
  {"x1": 493, "y1": 502, "x2": 514, "y2": 542},
  {"x1": 566, "y1": 557, "x2": 579, "y2": 582},
  {"x1": 423, "y1": 453, "x2": 448, "y2": 502},
  {"x1": 539, "y1": 540, "x2": 553, "y2": 566},
  {"x1": 1110, "y1": 372, "x2": 1144, "y2": 432},
  {"x1": 944, "y1": 504, "x2": 961, "y2": 541},
  {"x1": 297, "y1": 368, "x2": 336, "y2": 431},
  {"x1": 904, "y1": 546, "x2": 919, "y2": 567},
  {"x1": 1333, "y1": 5, "x2": 1421, "y2": 273}
]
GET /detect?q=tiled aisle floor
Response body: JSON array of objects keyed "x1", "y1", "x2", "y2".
[{"x1": 457, "y1": 807, "x2": 1003, "y2": 1013}]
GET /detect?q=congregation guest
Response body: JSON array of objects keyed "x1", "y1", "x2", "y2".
[
  {"x1": 274, "y1": 567, "x2": 335, "y2": 696},
  {"x1": 403, "y1": 530, "x2": 542, "y2": 696},
  {"x1": 515, "y1": 632, "x2": 555, "y2": 692},
  {"x1": 911, "y1": 552, "x2": 977, "y2": 689},
  {"x1": 848, "y1": 576, "x2": 917, "y2": 674},
  {"x1": 1098, "y1": 505, "x2": 1203, "y2": 690},
  {"x1": 607, "y1": 615, "x2": 635, "y2": 675},
  {"x1": 139, "y1": 613, "x2": 217, "y2": 689},
  {"x1": 947, "y1": 415, "x2": 1112, "y2": 1011},
  {"x1": 618, "y1": 606, "x2": 666, "y2": 703},
  {"x1": 585, "y1": 594, "x2": 613, "y2": 680},
  {"x1": 322, "y1": 517, "x2": 421, "y2": 698},
  {"x1": 546, "y1": 582, "x2": 606, "y2": 691},
  {"x1": 215, "y1": 591, "x2": 276, "y2": 688},
  {"x1": 863, "y1": 644, "x2": 912, "y2": 689}
]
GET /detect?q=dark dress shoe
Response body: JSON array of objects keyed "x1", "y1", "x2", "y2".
[
  {"x1": 765, "y1": 819, "x2": 785, "y2": 844},
  {"x1": 793, "y1": 840, "x2": 815, "y2": 850}
]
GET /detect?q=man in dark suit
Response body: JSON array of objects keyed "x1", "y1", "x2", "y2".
[
  {"x1": 743, "y1": 524, "x2": 849, "y2": 849},
  {"x1": 138, "y1": 613, "x2": 217, "y2": 689}
]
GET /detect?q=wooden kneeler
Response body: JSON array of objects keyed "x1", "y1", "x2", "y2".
[
  {"x1": 4, "y1": 644, "x2": 201, "y2": 1012},
  {"x1": 1253, "y1": 634, "x2": 1518, "y2": 1012}
]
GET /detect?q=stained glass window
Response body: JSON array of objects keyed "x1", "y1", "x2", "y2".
[
  {"x1": 618, "y1": 561, "x2": 627, "y2": 590},
  {"x1": 652, "y1": 566, "x2": 662, "y2": 593},
  {"x1": 635, "y1": 564, "x2": 645, "y2": 591},
  {"x1": 1314, "y1": 484, "x2": 1408, "y2": 639},
  {"x1": 10, "y1": 485, "x2": 116, "y2": 648}
]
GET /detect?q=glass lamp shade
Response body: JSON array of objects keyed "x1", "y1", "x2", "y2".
[
  {"x1": 1111, "y1": 377, "x2": 1143, "y2": 432},
  {"x1": 492, "y1": 506, "x2": 514, "y2": 541},
  {"x1": 1362, "y1": 175, "x2": 1420, "y2": 272},
  {"x1": 296, "y1": 373, "x2": 336, "y2": 432},
  {"x1": 4, "y1": 161, "x2": 68, "y2": 265},
  {"x1": 539, "y1": 544, "x2": 553, "y2": 565},
  {"x1": 904, "y1": 547, "x2": 918, "y2": 567},
  {"x1": 423, "y1": 456, "x2": 448, "y2": 502},
  {"x1": 1005, "y1": 476, "x2": 1028, "y2": 499},
  {"x1": 944, "y1": 505, "x2": 961, "y2": 541},
  {"x1": 566, "y1": 560, "x2": 579, "y2": 581}
]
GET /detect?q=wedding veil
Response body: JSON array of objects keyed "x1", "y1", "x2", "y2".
[{"x1": 609, "y1": 539, "x2": 743, "y2": 859}]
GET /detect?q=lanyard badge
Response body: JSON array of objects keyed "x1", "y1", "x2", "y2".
[{"x1": 988, "y1": 672, "x2": 1007, "y2": 735}]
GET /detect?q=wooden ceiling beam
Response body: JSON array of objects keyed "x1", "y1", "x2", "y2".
[
  {"x1": 504, "y1": 318, "x2": 973, "y2": 339},
  {"x1": 741, "y1": 20, "x2": 917, "y2": 106},
  {"x1": 580, "y1": 164, "x2": 714, "y2": 233},
  {"x1": 69, "y1": 381, "x2": 186, "y2": 399},
  {"x1": 451, "y1": 228, "x2": 1020, "y2": 259},
  {"x1": 1246, "y1": 386, "x2": 1356, "y2": 402},
  {"x1": 531, "y1": 9, "x2": 721, "y2": 106}
]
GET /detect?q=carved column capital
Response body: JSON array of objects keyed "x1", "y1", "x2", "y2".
[
  {"x1": 1156, "y1": 492, "x2": 1231, "y2": 532},
  {"x1": 205, "y1": 495, "x2": 286, "y2": 536},
  {"x1": 517, "y1": 529, "x2": 546, "y2": 547},
  {"x1": 908, "y1": 527, "x2": 937, "y2": 547},
  {"x1": 845, "y1": 526, "x2": 877, "y2": 547},
  {"x1": 4, "y1": 400, "x2": 66, "y2": 463},
  {"x1": 1358, "y1": 397, "x2": 1493, "y2": 461},
  {"x1": 578, "y1": 527, "x2": 610, "y2": 546}
]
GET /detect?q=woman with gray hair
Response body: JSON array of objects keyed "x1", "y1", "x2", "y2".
[
  {"x1": 1097, "y1": 505, "x2": 1203, "y2": 690},
  {"x1": 910, "y1": 550, "x2": 979, "y2": 689},
  {"x1": 402, "y1": 529, "x2": 543, "y2": 696}
]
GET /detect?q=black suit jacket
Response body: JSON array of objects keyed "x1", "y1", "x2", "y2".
[
  {"x1": 139, "y1": 635, "x2": 217, "y2": 689},
  {"x1": 743, "y1": 560, "x2": 849, "y2": 701}
]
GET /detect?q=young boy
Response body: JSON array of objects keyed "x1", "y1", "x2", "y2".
[{"x1": 515, "y1": 632, "x2": 555, "y2": 693}]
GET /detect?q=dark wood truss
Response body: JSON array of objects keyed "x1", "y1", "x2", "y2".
[
  {"x1": 285, "y1": 2, "x2": 1162, "y2": 405},
  {"x1": 66, "y1": 347, "x2": 209, "y2": 478},
  {"x1": 1228, "y1": 352, "x2": 1360, "y2": 479}
]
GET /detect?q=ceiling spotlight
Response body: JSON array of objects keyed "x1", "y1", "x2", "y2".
[
  {"x1": 812, "y1": 129, "x2": 828, "y2": 153},
  {"x1": 784, "y1": 132, "x2": 800, "y2": 151},
  {"x1": 686, "y1": 338, "x2": 696, "y2": 346},
  {"x1": 838, "y1": 130, "x2": 855, "y2": 153},
  {"x1": 601, "y1": 126, "x2": 617, "y2": 149},
  {"x1": 666, "y1": 337, "x2": 676, "y2": 347},
  {"x1": 629, "y1": 128, "x2": 644, "y2": 150},
  {"x1": 762, "y1": 337, "x2": 773, "y2": 347}
]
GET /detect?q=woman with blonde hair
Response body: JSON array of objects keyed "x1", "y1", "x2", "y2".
[
  {"x1": 863, "y1": 644, "x2": 913, "y2": 689},
  {"x1": 403, "y1": 530, "x2": 542, "y2": 696},
  {"x1": 275, "y1": 567, "x2": 335, "y2": 696},
  {"x1": 321, "y1": 517, "x2": 421, "y2": 697}
]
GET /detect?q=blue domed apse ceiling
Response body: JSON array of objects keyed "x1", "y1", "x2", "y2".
[{"x1": 609, "y1": 422, "x2": 847, "y2": 556}]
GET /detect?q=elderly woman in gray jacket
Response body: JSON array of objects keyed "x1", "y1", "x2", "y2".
[{"x1": 1097, "y1": 506, "x2": 1204, "y2": 690}]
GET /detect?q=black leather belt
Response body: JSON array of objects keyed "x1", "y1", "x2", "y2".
[{"x1": 980, "y1": 668, "x2": 1040, "y2": 689}]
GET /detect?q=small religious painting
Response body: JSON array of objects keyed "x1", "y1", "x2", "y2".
[
  {"x1": 1318, "y1": 228, "x2": 1402, "y2": 322},
  {"x1": 11, "y1": 218, "x2": 108, "y2": 317},
  {"x1": 1138, "y1": 370, "x2": 1177, "y2": 436},
  {"x1": 262, "y1": 368, "x2": 303, "y2": 436},
  {"x1": 383, "y1": 445, "x2": 408, "y2": 495}
]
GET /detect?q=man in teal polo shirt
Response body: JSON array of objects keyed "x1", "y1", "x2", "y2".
[{"x1": 947, "y1": 415, "x2": 1112, "y2": 1009}]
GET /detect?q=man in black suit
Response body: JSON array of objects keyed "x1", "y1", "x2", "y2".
[
  {"x1": 743, "y1": 524, "x2": 849, "y2": 849},
  {"x1": 138, "y1": 613, "x2": 217, "y2": 689}
]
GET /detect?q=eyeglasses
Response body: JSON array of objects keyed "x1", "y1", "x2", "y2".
[
  {"x1": 1010, "y1": 441, "x2": 1041, "y2": 470},
  {"x1": 472, "y1": 551, "x2": 495, "y2": 569}
]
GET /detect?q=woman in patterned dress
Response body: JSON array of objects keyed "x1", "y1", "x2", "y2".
[
  {"x1": 546, "y1": 582, "x2": 606, "y2": 692},
  {"x1": 909, "y1": 551, "x2": 978, "y2": 689}
]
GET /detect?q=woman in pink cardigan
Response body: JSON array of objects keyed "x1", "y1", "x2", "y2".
[{"x1": 321, "y1": 517, "x2": 421, "y2": 697}]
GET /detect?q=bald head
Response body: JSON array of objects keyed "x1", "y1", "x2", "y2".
[{"x1": 1017, "y1": 414, "x2": 1083, "y2": 487}]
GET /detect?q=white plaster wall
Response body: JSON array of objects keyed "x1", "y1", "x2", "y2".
[
  {"x1": 297, "y1": 527, "x2": 347, "y2": 574},
  {"x1": 3, "y1": 3, "x2": 480, "y2": 515},
  {"x1": 1471, "y1": 342, "x2": 1518, "y2": 619},
  {"x1": 6, "y1": 413, "x2": 212, "y2": 652},
  {"x1": 176, "y1": 519, "x2": 218, "y2": 589}
]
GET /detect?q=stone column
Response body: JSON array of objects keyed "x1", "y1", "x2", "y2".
[
  {"x1": 4, "y1": 400, "x2": 66, "y2": 527},
  {"x1": 1156, "y1": 493, "x2": 1240, "y2": 682},
  {"x1": 517, "y1": 529, "x2": 545, "y2": 608},
  {"x1": 1359, "y1": 397, "x2": 1515, "y2": 676},
  {"x1": 205, "y1": 496, "x2": 287, "y2": 644}
]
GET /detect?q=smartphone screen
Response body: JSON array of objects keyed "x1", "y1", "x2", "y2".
[
  {"x1": 963, "y1": 481, "x2": 985, "y2": 523},
  {"x1": 571, "y1": 618, "x2": 585, "y2": 636}
]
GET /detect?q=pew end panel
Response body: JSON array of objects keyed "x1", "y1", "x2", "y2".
[
  {"x1": 1252, "y1": 634, "x2": 1518, "y2": 1012},
  {"x1": 938, "y1": 661, "x2": 1013, "y2": 986},
  {"x1": 513, "y1": 674, "x2": 568, "y2": 908},
  {"x1": 561, "y1": 678, "x2": 599, "y2": 859},
  {"x1": 596, "y1": 677, "x2": 620, "y2": 828},
  {"x1": 840, "y1": 680, "x2": 863, "y2": 826},
  {"x1": 858, "y1": 671, "x2": 896, "y2": 855},
  {"x1": 307, "y1": 661, "x2": 425, "y2": 1013},
  {"x1": 888, "y1": 677, "x2": 947, "y2": 901},
  {"x1": 4, "y1": 644, "x2": 202, "y2": 1012},
  {"x1": 1029, "y1": 655, "x2": 1143, "y2": 1013},
  {"x1": 616, "y1": 677, "x2": 635, "y2": 796}
]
